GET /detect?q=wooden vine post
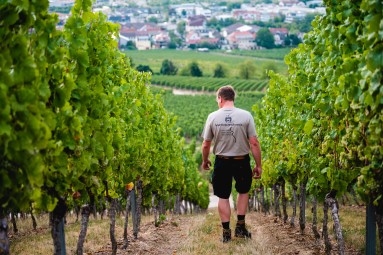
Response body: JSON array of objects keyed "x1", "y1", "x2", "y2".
[
  {"x1": 366, "y1": 203, "x2": 376, "y2": 255},
  {"x1": 135, "y1": 178, "x2": 143, "y2": 239},
  {"x1": 325, "y1": 192, "x2": 345, "y2": 255},
  {"x1": 123, "y1": 183, "x2": 134, "y2": 249},
  {"x1": 76, "y1": 205, "x2": 91, "y2": 255},
  {"x1": 50, "y1": 198, "x2": 67, "y2": 255},
  {"x1": 0, "y1": 215, "x2": 9, "y2": 255}
]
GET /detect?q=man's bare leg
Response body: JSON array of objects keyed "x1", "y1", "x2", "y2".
[
  {"x1": 218, "y1": 198, "x2": 231, "y2": 222},
  {"x1": 237, "y1": 193, "x2": 249, "y2": 215}
]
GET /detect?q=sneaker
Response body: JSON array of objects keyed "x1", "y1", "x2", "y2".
[
  {"x1": 222, "y1": 228, "x2": 231, "y2": 243},
  {"x1": 235, "y1": 220, "x2": 251, "y2": 238}
]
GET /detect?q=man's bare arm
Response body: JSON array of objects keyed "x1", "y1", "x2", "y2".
[
  {"x1": 249, "y1": 136, "x2": 262, "y2": 178},
  {"x1": 201, "y1": 140, "x2": 212, "y2": 170}
]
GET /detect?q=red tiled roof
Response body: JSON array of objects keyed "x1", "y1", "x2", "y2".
[
  {"x1": 187, "y1": 38, "x2": 219, "y2": 45},
  {"x1": 227, "y1": 31, "x2": 256, "y2": 42},
  {"x1": 269, "y1": 28, "x2": 289, "y2": 35}
]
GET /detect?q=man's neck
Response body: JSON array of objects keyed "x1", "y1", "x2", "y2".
[{"x1": 220, "y1": 101, "x2": 234, "y2": 108}]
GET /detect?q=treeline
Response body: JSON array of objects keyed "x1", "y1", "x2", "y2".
[
  {"x1": 0, "y1": 1, "x2": 208, "y2": 254},
  {"x1": 137, "y1": 58, "x2": 280, "y2": 80}
]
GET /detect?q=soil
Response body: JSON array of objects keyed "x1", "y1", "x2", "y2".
[{"x1": 92, "y1": 210, "x2": 361, "y2": 255}]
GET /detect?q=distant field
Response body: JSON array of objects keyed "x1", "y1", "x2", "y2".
[
  {"x1": 225, "y1": 48, "x2": 293, "y2": 60},
  {"x1": 151, "y1": 75, "x2": 268, "y2": 92},
  {"x1": 151, "y1": 87, "x2": 264, "y2": 138},
  {"x1": 124, "y1": 49, "x2": 287, "y2": 78}
]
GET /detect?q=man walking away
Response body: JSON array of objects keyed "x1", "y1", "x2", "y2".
[{"x1": 201, "y1": 85, "x2": 262, "y2": 243}]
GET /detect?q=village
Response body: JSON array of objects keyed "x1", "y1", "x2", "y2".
[{"x1": 50, "y1": 0, "x2": 325, "y2": 50}]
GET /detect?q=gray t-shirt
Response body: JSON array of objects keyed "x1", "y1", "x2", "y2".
[{"x1": 202, "y1": 107, "x2": 257, "y2": 156}]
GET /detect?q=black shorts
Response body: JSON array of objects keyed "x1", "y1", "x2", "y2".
[{"x1": 212, "y1": 155, "x2": 252, "y2": 199}]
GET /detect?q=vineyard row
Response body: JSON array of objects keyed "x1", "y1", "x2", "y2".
[
  {"x1": 150, "y1": 75, "x2": 269, "y2": 92},
  {"x1": 254, "y1": 0, "x2": 383, "y2": 254},
  {"x1": 0, "y1": 1, "x2": 209, "y2": 254}
]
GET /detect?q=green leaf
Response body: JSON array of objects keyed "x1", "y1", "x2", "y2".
[
  {"x1": 364, "y1": 92, "x2": 374, "y2": 106},
  {"x1": 373, "y1": 195, "x2": 382, "y2": 206},
  {"x1": 366, "y1": 44, "x2": 383, "y2": 70},
  {"x1": 135, "y1": 99, "x2": 142, "y2": 107},
  {"x1": 77, "y1": 51, "x2": 90, "y2": 68},
  {"x1": 303, "y1": 119, "x2": 314, "y2": 135},
  {"x1": 3, "y1": 11, "x2": 19, "y2": 26},
  {"x1": 27, "y1": 156, "x2": 45, "y2": 187},
  {"x1": 0, "y1": 122, "x2": 12, "y2": 136}
]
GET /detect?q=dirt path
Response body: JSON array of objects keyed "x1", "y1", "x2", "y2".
[{"x1": 93, "y1": 209, "x2": 360, "y2": 255}]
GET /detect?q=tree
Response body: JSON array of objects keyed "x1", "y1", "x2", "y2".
[
  {"x1": 189, "y1": 61, "x2": 203, "y2": 77},
  {"x1": 207, "y1": 17, "x2": 218, "y2": 28},
  {"x1": 238, "y1": 60, "x2": 256, "y2": 79},
  {"x1": 136, "y1": 65, "x2": 153, "y2": 73},
  {"x1": 168, "y1": 41, "x2": 177, "y2": 49},
  {"x1": 160, "y1": 59, "x2": 178, "y2": 75},
  {"x1": 284, "y1": 34, "x2": 302, "y2": 47},
  {"x1": 213, "y1": 63, "x2": 228, "y2": 78},
  {"x1": 148, "y1": 16, "x2": 158, "y2": 23},
  {"x1": 198, "y1": 41, "x2": 218, "y2": 50},
  {"x1": 256, "y1": 28, "x2": 275, "y2": 49},
  {"x1": 177, "y1": 21, "x2": 186, "y2": 37},
  {"x1": 169, "y1": 31, "x2": 182, "y2": 48},
  {"x1": 180, "y1": 61, "x2": 203, "y2": 77},
  {"x1": 290, "y1": 34, "x2": 302, "y2": 46},
  {"x1": 228, "y1": 2, "x2": 241, "y2": 11},
  {"x1": 125, "y1": 41, "x2": 137, "y2": 50}
]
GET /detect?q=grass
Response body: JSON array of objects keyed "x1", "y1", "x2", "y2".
[
  {"x1": 9, "y1": 203, "x2": 374, "y2": 255},
  {"x1": 9, "y1": 212, "x2": 154, "y2": 254},
  {"x1": 226, "y1": 48, "x2": 293, "y2": 60},
  {"x1": 177, "y1": 210, "x2": 274, "y2": 255},
  {"x1": 124, "y1": 49, "x2": 287, "y2": 78},
  {"x1": 302, "y1": 204, "x2": 367, "y2": 253},
  {"x1": 273, "y1": 202, "x2": 375, "y2": 254}
]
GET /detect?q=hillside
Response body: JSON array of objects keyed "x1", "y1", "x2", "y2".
[{"x1": 126, "y1": 49, "x2": 288, "y2": 78}]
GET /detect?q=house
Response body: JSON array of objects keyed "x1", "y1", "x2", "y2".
[
  {"x1": 170, "y1": 3, "x2": 198, "y2": 17},
  {"x1": 185, "y1": 31, "x2": 220, "y2": 47},
  {"x1": 279, "y1": 0, "x2": 300, "y2": 6},
  {"x1": 152, "y1": 32, "x2": 171, "y2": 48},
  {"x1": 186, "y1": 15, "x2": 207, "y2": 32},
  {"x1": 135, "y1": 32, "x2": 151, "y2": 50},
  {"x1": 170, "y1": 3, "x2": 211, "y2": 18},
  {"x1": 185, "y1": 15, "x2": 210, "y2": 38},
  {"x1": 136, "y1": 23, "x2": 162, "y2": 36},
  {"x1": 221, "y1": 24, "x2": 260, "y2": 38},
  {"x1": 227, "y1": 31, "x2": 256, "y2": 50},
  {"x1": 222, "y1": 23, "x2": 245, "y2": 38},
  {"x1": 93, "y1": 6, "x2": 111, "y2": 16},
  {"x1": 269, "y1": 28, "x2": 289, "y2": 45},
  {"x1": 119, "y1": 31, "x2": 151, "y2": 50},
  {"x1": 232, "y1": 10, "x2": 260, "y2": 22},
  {"x1": 158, "y1": 22, "x2": 177, "y2": 31},
  {"x1": 109, "y1": 15, "x2": 131, "y2": 24},
  {"x1": 49, "y1": 0, "x2": 74, "y2": 7},
  {"x1": 119, "y1": 23, "x2": 163, "y2": 50}
]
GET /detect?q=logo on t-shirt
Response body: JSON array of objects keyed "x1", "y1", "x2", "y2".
[{"x1": 225, "y1": 115, "x2": 232, "y2": 123}]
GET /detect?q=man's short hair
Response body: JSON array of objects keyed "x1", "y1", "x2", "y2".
[{"x1": 217, "y1": 85, "x2": 235, "y2": 101}]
